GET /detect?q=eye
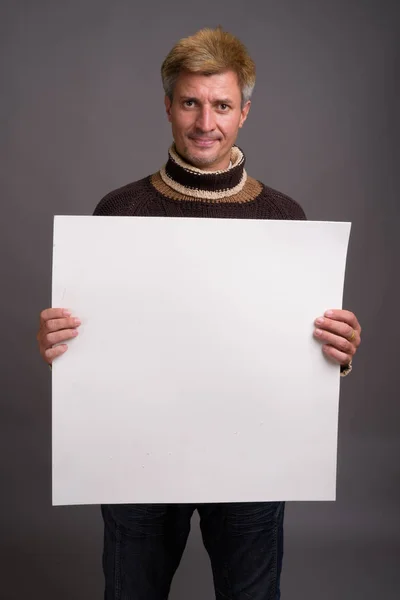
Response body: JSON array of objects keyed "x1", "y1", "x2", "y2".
[
  {"x1": 184, "y1": 100, "x2": 195, "y2": 108},
  {"x1": 219, "y1": 103, "x2": 229, "y2": 111}
]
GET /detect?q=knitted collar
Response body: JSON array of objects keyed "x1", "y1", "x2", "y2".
[{"x1": 159, "y1": 144, "x2": 247, "y2": 201}]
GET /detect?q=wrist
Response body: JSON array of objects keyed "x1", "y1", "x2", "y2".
[{"x1": 340, "y1": 360, "x2": 353, "y2": 377}]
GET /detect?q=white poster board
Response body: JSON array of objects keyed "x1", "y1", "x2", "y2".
[{"x1": 52, "y1": 216, "x2": 351, "y2": 506}]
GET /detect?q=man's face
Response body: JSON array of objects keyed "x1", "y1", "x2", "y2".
[{"x1": 164, "y1": 70, "x2": 251, "y2": 171}]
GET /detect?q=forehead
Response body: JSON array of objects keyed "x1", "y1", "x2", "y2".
[{"x1": 174, "y1": 70, "x2": 241, "y2": 100}]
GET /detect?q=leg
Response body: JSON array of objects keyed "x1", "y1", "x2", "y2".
[
  {"x1": 198, "y1": 502, "x2": 285, "y2": 600},
  {"x1": 102, "y1": 503, "x2": 194, "y2": 600}
]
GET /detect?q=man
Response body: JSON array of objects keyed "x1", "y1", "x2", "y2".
[{"x1": 37, "y1": 27, "x2": 362, "y2": 600}]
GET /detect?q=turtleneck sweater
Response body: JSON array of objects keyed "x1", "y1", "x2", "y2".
[{"x1": 93, "y1": 145, "x2": 306, "y2": 220}]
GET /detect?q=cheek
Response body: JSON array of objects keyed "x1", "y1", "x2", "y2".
[
  {"x1": 220, "y1": 118, "x2": 240, "y2": 140},
  {"x1": 224, "y1": 111, "x2": 241, "y2": 129},
  {"x1": 172, "y1": 114, "x2": 192, "y2": 137}
]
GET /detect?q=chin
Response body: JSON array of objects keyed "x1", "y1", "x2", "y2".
[
  {"x1": 190, "y1": 154, "x2": 220, "y2": 168},
  {"x1": 182, "y1": 147, "x2": 221, "y2": 169}
]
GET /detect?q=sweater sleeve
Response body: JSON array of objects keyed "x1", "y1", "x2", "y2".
[
  {"x1": 281, "y1": 194, "x2": 307, "y2": 220},
  {"x1": 262, "y1": 184, "x2": 307, "y2": 220},
  {"x1": 92, "y1": 191, "x2": 115, "y2": 216}
]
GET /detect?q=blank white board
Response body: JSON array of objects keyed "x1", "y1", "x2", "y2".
[{"x1": 52, "y1": 216, "x2": 351, "y2": 505}]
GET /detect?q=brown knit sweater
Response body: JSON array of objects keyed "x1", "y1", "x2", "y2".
[{"x1": 93, "y1": 145, "x2": 306, "y2": 221}]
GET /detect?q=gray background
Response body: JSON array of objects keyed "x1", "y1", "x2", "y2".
[{"x1": 1, "y1": 0, "x2": 399, "y2": 598}]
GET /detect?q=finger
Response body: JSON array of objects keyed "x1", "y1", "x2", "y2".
[
  {"x1": 46, "y1": 328, "x2": 79, "y2": 346},
  {"x1": 322, "y1": 344, "x2": 350, "y2": 365},
  {"x1": 324, "y1": 309, "x2": 361, "y2": 333},
  {"x1": 44, "y1": 344, "x2": 68, "y2": 364},
  {"x1": 40, "y1": 308, "x2": 72, "y2": 323},
  {"x1": 314, "y1": 328, "x2": 355, "y2": 356},
  {"x1": 314, "y1": 317, "x2": 360, "y2": 347},
  {"x1": 46, "y1": 317, "x2": 81, "y2": 333}
]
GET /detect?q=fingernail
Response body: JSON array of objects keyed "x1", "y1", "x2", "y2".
[
  {"x1": 63, "y1": 309, "x2": 72, "y2": 316},
  {"x1": 72, "y1": 329, "x2": 79, "y2": 336},
  {"x1": 325, "y1": 310, "x2": 334, "y2": 317},
  {"x1": 316, "y1": 318, "x2": 324, "y2": 325},
  {"x1": 315, "y1": 329, "x2": 322, "y2": 336},
  {"x1": 74, "y1": 318, "x2": 81, "y2": 325}
]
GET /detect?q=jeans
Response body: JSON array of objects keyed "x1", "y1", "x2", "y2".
[{"x1": 101, "y1": 502, "x2": 285, "y2": 599}]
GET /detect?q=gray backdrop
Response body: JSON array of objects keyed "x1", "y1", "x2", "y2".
[{"x1": 1, "y1": 0, "x2": 399, "y2": 598}]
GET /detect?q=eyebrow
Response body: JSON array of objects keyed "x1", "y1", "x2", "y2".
[{"x1": 180, "y1": 95, "x2": 234, "y2": 105}]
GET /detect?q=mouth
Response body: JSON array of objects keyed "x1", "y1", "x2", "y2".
[{"x1": 189, "y1": 137, "x2": 219, "y2": 148}]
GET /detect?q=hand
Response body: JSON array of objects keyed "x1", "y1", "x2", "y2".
[
  {"x1": 37, "y1": 308, "x2": 81, "y2": 365},
  {"x1": 313, "y1": 309, "x2": 361, "y2": 366}
]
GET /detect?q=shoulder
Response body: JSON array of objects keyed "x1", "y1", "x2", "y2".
[
  {"x1": 255, "y1": 180, "x2": 307, "y2": 220},
  {"x1": 93, "y1": 176, "x2": 151, "y2": 216}
]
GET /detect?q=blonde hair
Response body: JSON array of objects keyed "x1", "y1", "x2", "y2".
[{"x1": 161, "y1": 27, "x2": 256, "y2": 106}]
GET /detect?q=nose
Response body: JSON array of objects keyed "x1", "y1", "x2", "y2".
[{"x1": 195, "y1": 106, "x2": 216, "y2": 133}]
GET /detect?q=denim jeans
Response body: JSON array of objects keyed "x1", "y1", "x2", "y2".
[{"x1": 101, "y1": 501, "x2": 285, "y2": 599}]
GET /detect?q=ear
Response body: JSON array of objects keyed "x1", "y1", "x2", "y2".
[
  {"x1": 164, "y1": 95, "x2": 173, "y2": 123},
  {"x1": 239, "y1": 100, "x2": 251, "y2": 128}
]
